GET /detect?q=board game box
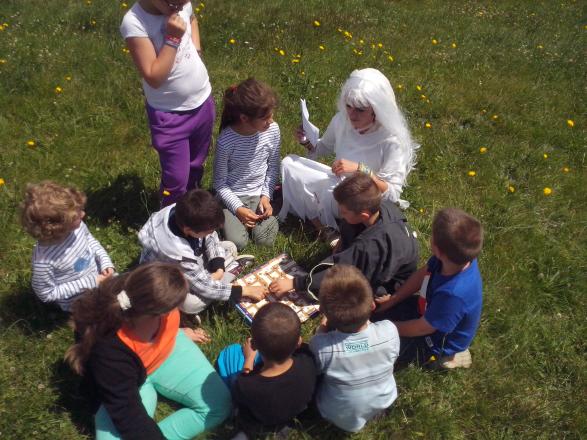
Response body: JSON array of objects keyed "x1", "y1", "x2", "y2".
[{"x1": 234, "y1": 254, "x2": 320, "y2": 324}]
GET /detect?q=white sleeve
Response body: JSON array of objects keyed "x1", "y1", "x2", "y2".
[
  {"x1": 308, "y1": 114, "x2": 338, "y2": 159},
  {"x1": 376, "y1": 139, "x2": 409, "y2": 202},
  {"x1": 120, "y1": 10, "x2": 148, "y2": 39}
]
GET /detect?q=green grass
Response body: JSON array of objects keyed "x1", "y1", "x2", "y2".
[{"x1": 0, "y1": 0, "x2": 585, "y2": 438}]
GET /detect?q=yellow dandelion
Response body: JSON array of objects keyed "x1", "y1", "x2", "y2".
[
  {"x1": 468, "y1": 170, "x2": 476, "y2": 177},
  {"x1": 359, "y1": 39, "x2": 365, "y2": 45},
  {"x1": 301, "y1": 71, "x2": 305, "y2": 76},
  {"x1": 337, "y1": 28, "x2": 343, "y2": 33},
  {"x1": 55, "y1": 86, "x2": 63, "y2": 93},
  {"x1": 0, "y1": 178, "x2": 4, "y2": 186},
  {"x1": 537, "y1": 44, "x2": 543, "y2": 49},
  {"x1": 431, "y1": 38, "x2": 438, "y2": 45},
  {"x1": 425, "y1": 122, "x2": 432, "y2": 129},
  {"x1": 429, "y1": 355, "x2": 436, "y2": 362},
  {"x1": 122, "y1": 47, "x2": 130, "y2": 54},
  {"x1": 491, "y1": 114, "x2": 499, "y2": 120},
  {"x1": 479, "y1": 146, "x2": 488, "y2": 154},
  {"x1": 228, "y1": 38, "x2": 236, "y2": 44},
  {"x1": 543, "y1": 187, "x2": 552, "y2": 196},
  {"x1": 508, "y1": 185, "x2": 515, "y2": 193},
  {"x1": 566, "y1": 119, "x2": 574, "y2": 128},
  {"x1": 562, "y1": 167, "x2": 570, "y2": 173},
  {"x1": 420, "y1": 94, "x2": 427, "y2": 100},
  {"x1": 481, "y1": 109, "x2": 487, "y2": 114},
  {"x1": 0, "y1": 59, "x2": 6, "y2": 64},
  {"x1": 344, "y1": 30, "x2": 352, "y2": 39},
  {"x1": 387, "y1": 55, "x2": 394, "y2": 62},
  {"x1": 397, "y1": 84, "x2": 403, "y2": 90},
  {"x1": 313, "y1": 20, "x2": 321, "y2": 27},
  {"x1": 416, "y1": 85, "x2": 422, "y2": 91},
  {"x1": 451, "y1": 42, "x2": 457, "y2": 48},
  {"x1": 543, "y1": 153, "x2": 548, "y2": 159},
  {"x1": 378, "y1": 42, "x2": 383, "y2": 48},
  {"x1": 0, "y1": 25, "x2": 4, "y2": 32},
  {"x1": 419, "y1": 208, "x2": 425, "y2": 214},
  {"x1": 319, "y1": 44, "x2": 325, "y2": 50},
  {"x1": 195, "y1": 7, "x2": 200, "y2": 13},
  {"x1": 199, "y1": 2, "x2": 205, "y2": 8},
  {"x1": 162, "y1": 190, "x2": 171, "y2": 196},
  {"x1": 86, "y1": 0, "x2": 92, "y2": 5},
  {"x1": 3, "y1": 23, "x2": 8, "y2": 27},
  {"x1": 91, "y1": 20, "x2": 96, "y2": 26},
  {"x1": 65, "y1": 75, "x2": 72, "y2": 81},
  {"x1": 121, "y1": 2, "x2": 128, "y2": 9},
  {"x1": 27, "y1": 140, "x2": 36, "y2": 147},
  {"x1": 278, "y1": 49, "x2": 285, "y2": 56},
  {"x1": 291, "y1": 58, "x2": 300, "y2": 63}
]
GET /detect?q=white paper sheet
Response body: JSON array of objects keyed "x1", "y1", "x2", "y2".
[{"x1": 300, "y1": 98, "x2": 320, "y2": 147}]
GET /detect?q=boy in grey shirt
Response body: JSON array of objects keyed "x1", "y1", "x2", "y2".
[{"x1": 310, "y1": 265, "x2": 400, "y2": 432}]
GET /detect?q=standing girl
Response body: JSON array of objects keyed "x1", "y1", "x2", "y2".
[
  {"x1": 213, "y1": 78, "x2": 280, "y2": 250},
  {"x1": 66, "y1": 262, "x2": 231, "y2": 440},
  {"x1": 121, "y1": 1, "x2": 214, "y2": 206}
]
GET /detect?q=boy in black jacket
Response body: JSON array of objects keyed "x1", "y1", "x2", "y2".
[{"x1": 269, "y1": 173, "x2": 419, "y2": 298}]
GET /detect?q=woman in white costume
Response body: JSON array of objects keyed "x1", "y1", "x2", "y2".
[{"x1": 279, "y1": 68, "x2": 418, "y2": 231}]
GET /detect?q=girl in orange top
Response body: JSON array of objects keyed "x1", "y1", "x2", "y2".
[{"x1": 66, "y1": 262, "x2": 231, "y2": 440}]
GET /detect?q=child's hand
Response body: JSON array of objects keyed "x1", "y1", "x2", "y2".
[
  {"x1": 374, "y1": 294, "x2": 395, "y2": 313},
  {"x1": 101, "y1": 267, "x2": 114, "y2": 277},
  {"x1": 236, "y1": 207, "x2": 260, "y2": 228},
  {"x1": 295, "y1": 126, "x2": 314, "y2": 150},
  {"x1": 242, "y1": 337, "x2": 257, "y2": 360},
  {"x1": 166, "y1": 13, "x2": 187, "y2": 39},
  {"x1": 210, "y1": 268, "x2": 224, "y2": 281},
  {"x1": 269, "y1": 278, "x2": 294, "y2": 297},
  {"x1": 257, "y1": 196, "x2": 273, "y2": 218},
  {"x1": 242, "y1": 285, "x2": 268, "y2": 302},
  {"x1": 331, "y1": 159, "x2": 359, "y2": 176},
  {"x1": 316, "y1": 315, "x2": 329, "y2": 334},
  {"x1": 182, "y1": 327, "x2": 211, "y2": 344}
]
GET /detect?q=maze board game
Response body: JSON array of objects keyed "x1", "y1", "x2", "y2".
[{"x1": 234, "y1": 254, "x2": 320, "y2": 324}]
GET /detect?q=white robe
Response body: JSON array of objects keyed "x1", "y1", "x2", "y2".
[{"x1": 279, "y1": 113, "x2": 411, "y2": 229}]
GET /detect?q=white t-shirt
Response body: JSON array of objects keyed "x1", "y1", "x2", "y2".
[
  {"x1": 120, "y1": 2, "x2": 211, "y2": 111},
  {"x1": 309, "y1": 320, "x2": 400, "y2": 432}
]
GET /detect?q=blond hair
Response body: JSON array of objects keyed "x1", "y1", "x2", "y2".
[{"x1": 20, "y1": 181, "x2": 86, "y2": 241}]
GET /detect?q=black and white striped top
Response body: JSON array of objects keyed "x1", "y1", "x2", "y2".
[
  {"x1": 31, "y1": 222, "x2": 114, "y2": 311},
  {"x1": 213, "y1": 122, "x2": 281, "y2": 213}
]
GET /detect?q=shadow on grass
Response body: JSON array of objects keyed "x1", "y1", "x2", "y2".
[
  {"x1": 85, "y1": 173, "x2": 160, "y2": 230},
  {"x1": 50, "y1": 359, "x2": 94, "y2": 437},
  {"x1": 0, "y1": 277, "x2": 70, "y2": 336}
]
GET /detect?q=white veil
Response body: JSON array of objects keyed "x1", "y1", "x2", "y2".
[{"x1": 336, "y1": 68, "x2": 418, "y2": 175}]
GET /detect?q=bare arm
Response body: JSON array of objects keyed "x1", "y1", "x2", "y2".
[
  {"x1": 126, "y1": 14, "x2": 186, "y2": 89},
  {"x1": 190, "y1": 14, "x2": 202, "y2": 53},
  {"x1": 375, "y1": 265, "x2": 428, "y2": 312}
]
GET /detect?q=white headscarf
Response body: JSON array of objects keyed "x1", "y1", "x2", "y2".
[{"x1": 336, "y1": 68, "x2": 418, "y2": 174}]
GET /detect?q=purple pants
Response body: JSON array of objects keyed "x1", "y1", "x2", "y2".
[{"x1": 146, "y1": 95, "x2": 215, "y2": 207}]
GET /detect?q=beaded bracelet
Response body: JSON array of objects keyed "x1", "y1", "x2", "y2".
[
  {"x1": 358, "y1": 162, "x2": 374, "y2": 177},
  {"x1": 164, "y1": 35, "x2": 181, "y2": 49}
]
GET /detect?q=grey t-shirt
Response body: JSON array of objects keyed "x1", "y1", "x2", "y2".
[{"x1": 309, "y1": 320, "x2": 400, "y2": 432}]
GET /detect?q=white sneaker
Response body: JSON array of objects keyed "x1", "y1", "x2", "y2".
[{"x1": 439, "y1": 349, "x2": 472, "y2": 369}]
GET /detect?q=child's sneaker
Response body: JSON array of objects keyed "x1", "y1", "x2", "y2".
[{"x1": 439, "y1": 349, "x2": 472, "y2": 369}]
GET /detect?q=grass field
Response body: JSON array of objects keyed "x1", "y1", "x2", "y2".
[{"x1": 0, "y1": 0, "x2": 585, "y2": 439}]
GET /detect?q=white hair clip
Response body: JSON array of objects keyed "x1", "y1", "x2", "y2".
[{"x1": 117, "y1": 290, "x2": 132, "y2": 311}]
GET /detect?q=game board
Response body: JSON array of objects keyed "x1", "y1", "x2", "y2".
[{"x1": 234, "y1": 254, "x2": 320, "y2": 324}]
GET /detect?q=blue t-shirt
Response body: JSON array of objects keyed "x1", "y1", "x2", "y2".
[{"x1": 423, "y1": 256, "x2": 483, "y2": 356}]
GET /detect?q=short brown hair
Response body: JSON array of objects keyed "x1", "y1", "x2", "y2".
[
  {"x1": 20, "y1": 181, "x2": 86, "y2": 242},
  {"x1": 333, "y1": 173, "x2": 381, "y2": 214},
  {"x1": 175, "y1": 189, "x2": 224, "y2": 233},
  {"x1": 319, "y1": 265, "x2": 373, "y2": 333},
  {"x1": 220, "y1": 78, "x2": 278, "y2": 132},
  {"x1": 432, "y1": 208, "x2": 483, "y2": 265},
  {"x1": 251, "y1": 302, "x2": 301, "y2": 362}
]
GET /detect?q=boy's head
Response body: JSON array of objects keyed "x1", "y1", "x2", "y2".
[
  {"x1": 333, "y1": 173, "x2": 381, "y2": 224},
  {"x1": 432, "y1": 208, "x2": 483, "y2": 265},
  {"x1": 319, "y1": 264, "x2": 375, "y2": 333},
  {"x1": 251, "y1": 302, "x2": 301, "y2": 362},
  {"x1": 174, "y1": 189, "x2": 224, "y2": 236},
  {"x1": 21, "y1": 181, "x2": 86, "y2": 242}
]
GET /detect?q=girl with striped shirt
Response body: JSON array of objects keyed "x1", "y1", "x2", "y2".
[{"x1": 213, "y1": 78, "x2": 281, "y2": 250}]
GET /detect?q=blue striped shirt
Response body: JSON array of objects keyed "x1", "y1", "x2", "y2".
[
  {"x1": 213, "y1": 122, "x2": 281, "y2": 213},
  {"x1": 31, "y1": 222, "x2": 114, "y2": 311}
]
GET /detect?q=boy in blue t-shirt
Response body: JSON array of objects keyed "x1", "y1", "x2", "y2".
[{"x1": 375, "y1": 208, "x2": 483, "y2": 369}]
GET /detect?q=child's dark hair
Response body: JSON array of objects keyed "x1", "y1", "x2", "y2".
[
  {"x1": 175, "y1": 189, "x2": 224, "y2": 233},
  {"x1": 319, "y1": 265, "x2": 373, "y2": 333},
  {"x1": 251, "y1": 302, "x2": 301, "y2": 362},
  {"x1": 65, "y1": 262, "x2": 188, "y2": 375},
  {"x1": 333, "y1": 173, "x2": 381, "y2": 215},
  {"x1": 432, "y1": 208, "x2": 483, "y2": 265},
  {"x1": 20, "y1": 181, "x2": 86, "y2": 242},
  {"x1": 219, "y1": 78, "x2": 278, "y2": 132}
]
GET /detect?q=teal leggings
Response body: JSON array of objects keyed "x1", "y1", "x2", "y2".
[{"x1": 95, "y1": 330, "x2": 232, "y2": 439}]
